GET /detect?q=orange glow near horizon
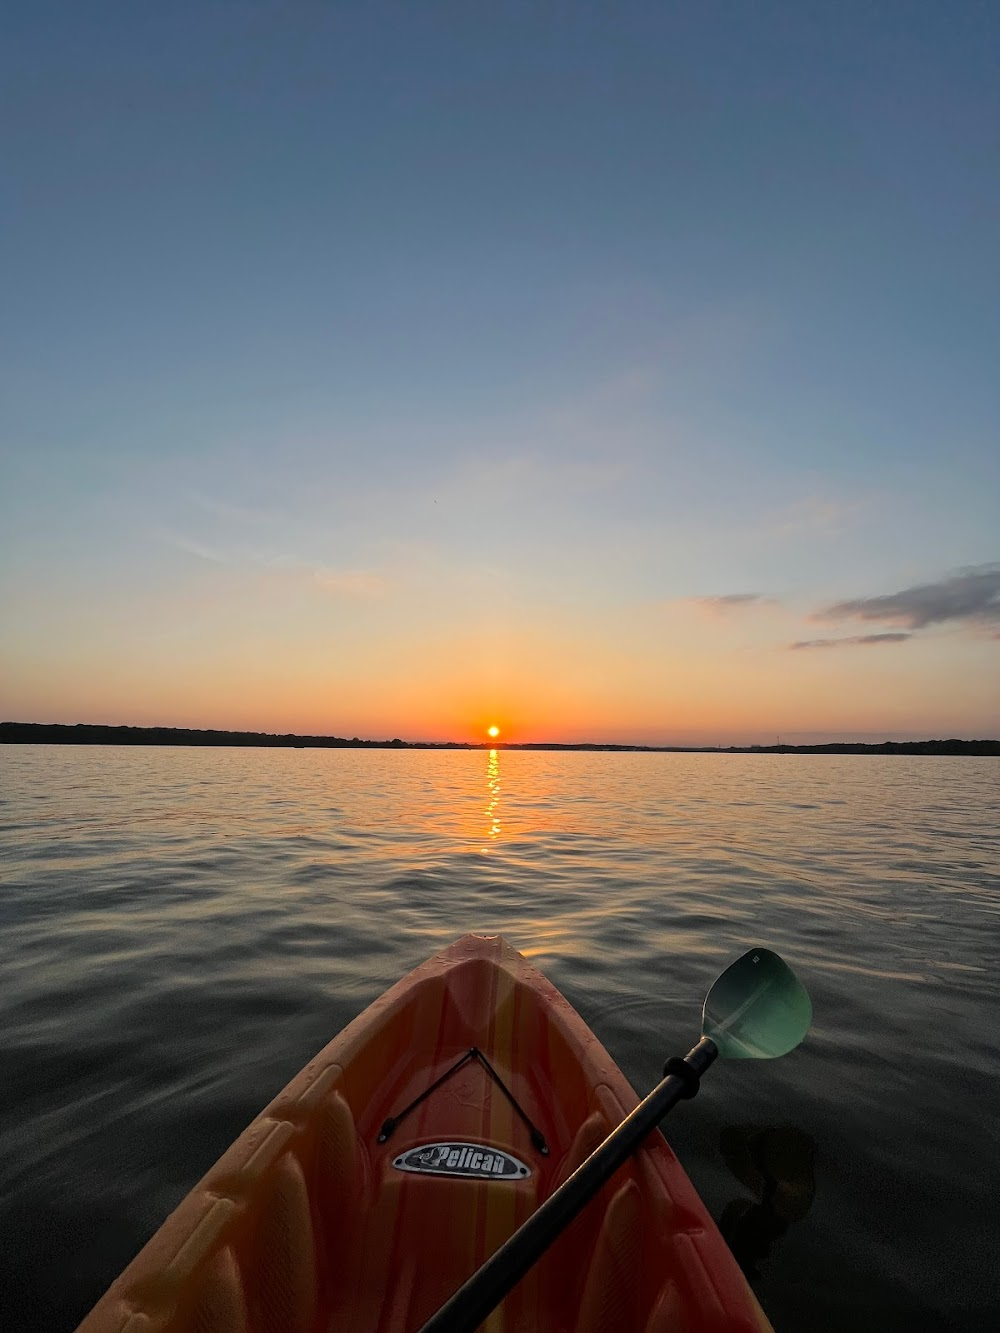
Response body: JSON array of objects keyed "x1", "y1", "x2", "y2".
[{"x1": 3, "y1": 593, "x2": 997, "y2": 745}]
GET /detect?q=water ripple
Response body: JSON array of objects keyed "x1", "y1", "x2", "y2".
[{"x1": 0, "y1": 747, "x2": 998, "y2": 1331}]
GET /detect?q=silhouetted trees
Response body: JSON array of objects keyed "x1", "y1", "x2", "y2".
[{"x1": 1, "y1": 722, "x2": 996, "y2": 755}]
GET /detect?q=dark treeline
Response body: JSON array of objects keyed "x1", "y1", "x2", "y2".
[{"x1": 1, "y1": 722, "x2": 998, "y2": 755}]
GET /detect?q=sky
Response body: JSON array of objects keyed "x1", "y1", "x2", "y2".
[{"x1": 2, "y1": 1, "x2": 998, "y2": 744}]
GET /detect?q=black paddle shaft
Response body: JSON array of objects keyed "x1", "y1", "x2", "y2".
[{"x1": 417, "y1": 1035, "x2": 718, "y2": 1333}]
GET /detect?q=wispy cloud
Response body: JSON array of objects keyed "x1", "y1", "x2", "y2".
[
  {"x1": 816, "y1": 564, "x2": 1000, "y2": 630},
  {"x1": 682, "y1": 593, "x2": 781, "y2": 622},
  {"x1": 313, "y1": 568, "x2": 388, "y2": 597},
  {"x1": 156, "y1": 526, "x2": 389, "y2": 596},
  {"x1": 694, "y1": 593, "x2": 770, "y2": 611},
  {"x1": 189, "y1": 492, "x2": 278, "y2": 525},
  {"x1": 155, "y1": 529, "x2": 227, "y2": 563},
  {"x1": 453, "y1": 452, "x2": 625, "y2": 499},
  {"x1": 791, "y1": 633, "x2": 912, "y2": 650},
  {"x1": 767, "y1": 495, "x2": 862, "y2": 540}
]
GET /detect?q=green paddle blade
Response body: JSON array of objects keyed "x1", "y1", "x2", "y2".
[{"x1": 701, "y1": 948, "x2": 811, "y2": 1059}]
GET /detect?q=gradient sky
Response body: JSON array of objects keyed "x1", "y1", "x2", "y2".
[{"x1": 2, "y1": 1, "x2": 998, "y2": 743}]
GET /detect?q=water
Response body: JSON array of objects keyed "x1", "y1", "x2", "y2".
[{"x1": 1, "y1": 746, "x2": 997, "y2": 1332}]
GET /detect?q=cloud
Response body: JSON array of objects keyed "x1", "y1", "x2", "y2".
[
  {"x1": 155, "y1": 529, "x2": 227, "y2": 563},
  {"x1": 189, "y1": 492, "x2": 276, "y2": 525},
  {"x1": 816, "y1": 564, "x2": 1000, "y2": 630},
  {"x1": 695, "y1": 593, "x2": 769, "y2": 610},
  {"x1": 454, "y1": 453, "x2": 625, "y2": 500},
  {"x1": 791, "y1": 633, "x2": 912, "y2": 650},
  {"x1": 688, "y1": 594, "x2": 779, "y2": 621},
  {"x1": 766, "y1": 495, "x2": 861, "y2": 540},
  {"x1": 313, "y1": 568, "x2": 388, "y2": 597}
]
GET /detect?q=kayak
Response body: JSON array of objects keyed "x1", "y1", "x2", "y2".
[{"x1": 77, "y1": 934, "x2": 772, "y2": 1332}]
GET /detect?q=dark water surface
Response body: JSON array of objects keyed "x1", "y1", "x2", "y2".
[{"x1": 1, "y1": 746, "x2": 998, "y2": 1331}]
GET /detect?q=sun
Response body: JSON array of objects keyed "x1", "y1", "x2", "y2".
[{"x1": 487, "y1": 725, "x2": 500, "y2": 739}]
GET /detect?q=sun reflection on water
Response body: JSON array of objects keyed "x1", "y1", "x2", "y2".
[{"x1": 482, "y1": 747, "x2": 501, "y2": 849}]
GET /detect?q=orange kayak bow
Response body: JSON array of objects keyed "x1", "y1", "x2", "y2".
[{"x1": 77, "y1": 935, "x2": 772, "y2": 1332}]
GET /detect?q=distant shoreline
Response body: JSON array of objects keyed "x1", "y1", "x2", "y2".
[{"x1": 1, "y1": 722, "x2": 997, "y2": 755}]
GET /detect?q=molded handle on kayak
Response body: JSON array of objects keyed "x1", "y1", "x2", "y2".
[{"x1": 418, "y1": 1036, "x2": 718, "y2": 1333}]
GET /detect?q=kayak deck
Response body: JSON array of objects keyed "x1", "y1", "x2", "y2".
[{"x1": 77, "y1": 935, "x2": 771, "y2": 1332}]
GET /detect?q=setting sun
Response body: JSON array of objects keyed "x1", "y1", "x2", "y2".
[{"x1": 487, "y1": 725, "x2": 500, "y2": 739}]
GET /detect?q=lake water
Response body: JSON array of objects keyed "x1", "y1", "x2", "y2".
[{"x1": 1, "y1": 746, "x2": 998, "y2": 1332}]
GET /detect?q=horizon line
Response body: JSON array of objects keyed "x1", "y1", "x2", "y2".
[{"x1": 2, "y1": 721, "x2": 998, "y2": 755}]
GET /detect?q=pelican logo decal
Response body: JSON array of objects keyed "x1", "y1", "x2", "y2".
[{"x1": 392, "y1": 1142, "x2": 530, "y2": 1180}]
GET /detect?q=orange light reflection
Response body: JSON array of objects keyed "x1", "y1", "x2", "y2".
[{"x1": 481, "y1": 747, "x2": 501, "y2": 851}]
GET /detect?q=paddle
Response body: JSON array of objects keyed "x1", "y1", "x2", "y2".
[{"x1": 418, "y1": 947, "x2": 811, "y2": 1333}]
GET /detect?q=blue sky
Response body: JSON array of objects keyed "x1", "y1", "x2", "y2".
[{"x1": 2, "y1": 1, "x2": 998, "y2": 741}]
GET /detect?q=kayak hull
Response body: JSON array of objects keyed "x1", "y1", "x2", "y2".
[{"x1": 77, "y1": 935, "x2": 772, "y2": 1332}]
